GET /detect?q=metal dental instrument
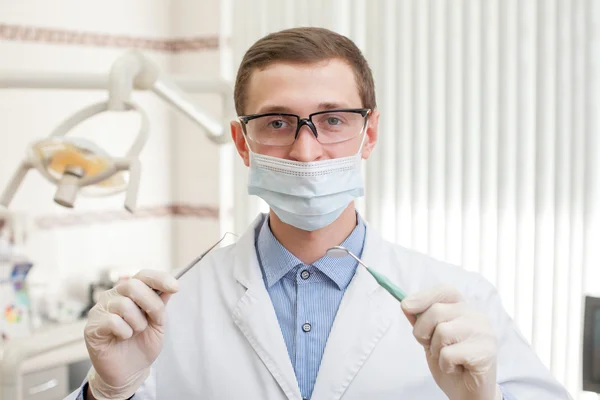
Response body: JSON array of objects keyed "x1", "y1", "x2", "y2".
[
  {"x1": 155, "y1": 232, "x2": 236, "y2": 295},
  {"x1": 326, "y1": 245, "x2": 408, "y2": 302}
]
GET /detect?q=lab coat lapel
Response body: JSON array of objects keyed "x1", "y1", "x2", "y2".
[
  {"x1": 232, "y1": 215, "x2": 302, "y2": 400},
  {"x1": 311, "y1": 227, "x2": 394, "y2": 400}
]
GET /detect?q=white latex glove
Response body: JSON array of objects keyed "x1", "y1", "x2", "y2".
[
  {"x1": 84, "y1": 270, "x2": 179, "y2": 400},
  {"x1": 401, "y1": 285, "x2": 502, "y2": 400}
]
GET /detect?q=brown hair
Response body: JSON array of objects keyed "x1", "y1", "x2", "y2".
[{"x1": 234, "y1": 27, "x2": 376, "y2": 115}]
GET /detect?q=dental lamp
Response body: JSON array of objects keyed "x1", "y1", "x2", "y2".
[
  {"x1": 0, "y1": 101, "x2": 148, "y2": 212},
  {"x1": 0, "y1": 51, "x2": 232, "y2": 212}
]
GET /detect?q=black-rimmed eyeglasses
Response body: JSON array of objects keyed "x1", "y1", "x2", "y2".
[{"x1": 238, "y1": 108, "x2": 371, "y2": 146}]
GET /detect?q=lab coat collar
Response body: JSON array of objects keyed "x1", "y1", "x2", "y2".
[
  {"x1": 232, "y1": 214, "x2": 303, "y2": 399},
  {"x1": 232, "y1": 214, "x2": 398, "y2": 400},
  {"x1": 255, "y1": 214, "x2": 302, "y2": 287},
  {"x1": 232, "y1": 213, "x2": 267, "y2": 287}
]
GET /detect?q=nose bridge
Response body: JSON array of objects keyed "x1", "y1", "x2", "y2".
[
  {"x1": 289, "y1": 118, "x2": 322, "y2": 161},
  {"x1": 295, "y1": 118, "x2": 318, "y2": 140}
]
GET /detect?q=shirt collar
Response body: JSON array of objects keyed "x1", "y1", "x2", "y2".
[{"x1": 255, "y1": 213, "x2": 367, "y2": 290}]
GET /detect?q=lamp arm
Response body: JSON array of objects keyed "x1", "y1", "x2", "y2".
[
  {"x1": 114, "y1": 158, "x2": 140, "y2": 213},
  {"x1": 0, "y1": 161, "x2": 32, "y2": 208},
  {"x1": 108, "y1": 50, "x2": 160, "y2": 111},
  {"x1": 109, "y1": 51, "x2": 230, "y2": 145},
  {"x1": 152, "y1": 76, "x2": 230, "y2": 145}
]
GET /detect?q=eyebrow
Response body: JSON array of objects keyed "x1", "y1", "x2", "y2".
[{"x1": 255, "y1": 102, "x2": 353, "y2": 115}]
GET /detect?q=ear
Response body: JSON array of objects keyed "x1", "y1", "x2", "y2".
[
  {"x1": 231, "y1": 120, "x2": 250, "y2": 167},
  {"x1": 361, "y1": 110, "x2": 379, "y2": 160}
]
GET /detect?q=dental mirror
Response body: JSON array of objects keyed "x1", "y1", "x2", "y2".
[
  {"x1": 325, "y1": 246, "x2": 350, "y2": 258},
  {"x1": 326, "y1": 245, "x2": 409, "y2": 303}
]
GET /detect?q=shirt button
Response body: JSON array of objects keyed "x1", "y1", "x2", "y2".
[
  {"x1": 302, "y1": 323, "x2": 312, "y2": 333},
  {"x1": 300, "y1": 270, "x2": 310, "y2": 280}
]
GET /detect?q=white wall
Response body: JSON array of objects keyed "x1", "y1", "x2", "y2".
[{"x1": 169, "y1": 0, "x2": 226, "y2": 269}]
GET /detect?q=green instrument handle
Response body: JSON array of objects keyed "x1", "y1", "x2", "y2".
[{"x1": 366, "y1": 267, "x2": 407, "y2": 302}]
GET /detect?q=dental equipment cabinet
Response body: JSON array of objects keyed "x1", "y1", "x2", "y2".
[{"x1": 0, "y1": 50, "x2": 233, "y2": 400}]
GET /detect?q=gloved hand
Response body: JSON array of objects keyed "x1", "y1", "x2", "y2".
[
  {"x1": 84, "y1": 269, "x2": 179, "y2": 400},
  {"x1": 401, "y1": 285, "x2": 502, "y2": 400}
]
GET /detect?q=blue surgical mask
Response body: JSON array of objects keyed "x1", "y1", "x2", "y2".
[{"x1": 246, "y1": 137, "x2": 366, "y2": 231}]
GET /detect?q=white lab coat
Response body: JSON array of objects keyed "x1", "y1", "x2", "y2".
[{"x1": 69, "y1": 214, "x2": 571, "y2": 399}]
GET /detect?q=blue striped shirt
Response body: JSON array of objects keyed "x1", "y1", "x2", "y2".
[{"x1": 255, "y1": 214, "x2": 366, "y2": 400}]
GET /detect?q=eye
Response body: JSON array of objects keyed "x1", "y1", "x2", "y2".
[
  {"x1": 269, "y1": 120, "x2": 286, "y2": 129},
  {"x1": 327, "y1": 117, "x2": 342, "y2": 125}
]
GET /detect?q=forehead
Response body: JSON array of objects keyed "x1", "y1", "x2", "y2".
[{"x1": 244, "y1": 59, "x2": 362, "y2": 115}]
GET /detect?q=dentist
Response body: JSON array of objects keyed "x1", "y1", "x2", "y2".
[{"x1": 69, "y1": 27, "x2": 570, "y2": 400}]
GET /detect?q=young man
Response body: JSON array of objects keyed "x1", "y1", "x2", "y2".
[{"x1": 69, "y1": 27, "x2": 570, "y2": 399}]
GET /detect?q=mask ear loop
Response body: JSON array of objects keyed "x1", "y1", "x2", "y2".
[
  {"x1": 356, "y1": 116, "x2": 370, "y2": 156},
  {"x1": 238, "y1": 120, "x2": 257, "y2": 161},
  {"x1": 244, "y1": 138, "x2": 257, "y2": 167}
]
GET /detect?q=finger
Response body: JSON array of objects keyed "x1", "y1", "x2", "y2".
[
  {"x1": 116, "y1": 278, "x2": 166, "y2": 325},
  {"x1": 106, "y1": 295, "x2": 149, "y2": 334},
  {"x1": 401, "y1": 304, "x2": 417, "y2": 326},
  {"x1": 429, "y1": 319, "x2": 473, "y2": 360},
  {"x1": 438, "y1": 340, "x2": 494, "y2": 375},
  {"x1": 91, "y1": 312, "x2": 134, "y2": 341},
  {"x1": 160, "y1": 292, "x2": 173, "y2": 305},
  {"x1": 132, "y1": 269, "x2": 180, "y2": 294},
  {"x1": 412, "y1": 302, "x2": 465, "y2": 347},
  {"x1": 401, "y1": 285, "x2": 464, "y2": 315}
]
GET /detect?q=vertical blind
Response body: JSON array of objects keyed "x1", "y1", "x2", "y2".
[{"x1": 221, "y1": 1, "x2": 600, "y2": 398}]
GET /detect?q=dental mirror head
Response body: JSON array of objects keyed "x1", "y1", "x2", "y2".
[
  {"x1": 326, "y1": 246, "x2": 351, "y2": 258},
  {"x1": 327, "y1": 244, "x2": 410, "y2": 304}
]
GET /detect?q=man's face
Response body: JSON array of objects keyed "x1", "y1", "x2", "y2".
[{"x1": 231, "y1": 58, "x2": 379, "y2": 165}]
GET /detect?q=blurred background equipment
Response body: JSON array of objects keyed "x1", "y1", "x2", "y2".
[
  {"x1": 582, "y1": 296, "x2": 600, "y2": 395},
  {"x1": 0, "y1": 319, "x2": 90, "y2": 400},
  {"x1": 0, "y1": 209, "x2": 32, "y2": 345}
]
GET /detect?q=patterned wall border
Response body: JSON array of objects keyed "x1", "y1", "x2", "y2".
[
  {"x1": 34, "y1": 203, "x2": 219, "y2": 229},
  {"x1": 0, "y1": 23, "x2": 219, "y2": 53}
]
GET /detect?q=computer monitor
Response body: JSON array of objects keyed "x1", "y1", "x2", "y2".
[{"x1": 582, "y1": 295, "x2": 600, "y2": 393}]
